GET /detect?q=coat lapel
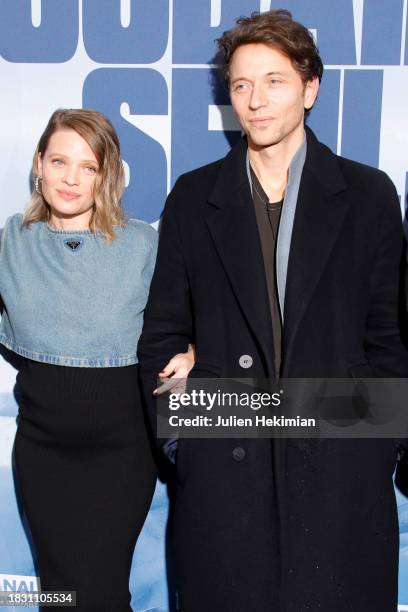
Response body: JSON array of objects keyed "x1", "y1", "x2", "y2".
[
  {"x1": 283, "y1": 129, "x2": 349, "y2": 369},
  {"x1": 205, "y1": 139, "x2": 276, "y2": 376},
  {"x1": 203, "y1": 130, "x2": 350, "y2": 377}
]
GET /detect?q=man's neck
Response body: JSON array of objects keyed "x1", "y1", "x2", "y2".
[{"x1": 248, "y1": 129, "x2": 306, "y2": 203}]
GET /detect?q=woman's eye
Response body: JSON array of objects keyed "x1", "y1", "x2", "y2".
[
  {"x1": 84, "y1": 166, "x2": 97, "y2": 175},
  {"x1": 52, "y1": 159, "x2": 64, "y2": 166}
]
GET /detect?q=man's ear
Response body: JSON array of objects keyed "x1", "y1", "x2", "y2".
[{"x1": 304, "y1": 76, "x2": 320, "y2": 111}]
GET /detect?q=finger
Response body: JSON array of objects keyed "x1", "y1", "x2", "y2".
[
  {"x1": 159, "y1": 362, "x2": 177, "y2": 377},
  {"x1": 171, "y1": 366, "x2": 189, "y2": 378},
  {"x1": 154, "y1": 377, "x2": 185, "y2": 395}
]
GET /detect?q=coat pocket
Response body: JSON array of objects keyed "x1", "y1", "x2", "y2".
[{"x1": 348, "y1": 361, "x2": 375, "y2": 379}]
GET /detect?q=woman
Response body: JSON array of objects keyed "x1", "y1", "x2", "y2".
[{"x1": 0, "y1": 109, "x2": 193, "y2": 611}]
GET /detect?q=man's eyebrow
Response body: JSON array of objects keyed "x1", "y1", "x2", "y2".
[
  {"x1": 265, "y1": 71, "x2": 287, "y2": 77},
  {"x1": 230, "y1": 71, "x2": 288, "y2": 84}
]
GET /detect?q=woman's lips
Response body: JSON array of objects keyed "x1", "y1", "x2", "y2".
[{"x1": 57, "y1": 190, "x2": 80, "y2": 201}]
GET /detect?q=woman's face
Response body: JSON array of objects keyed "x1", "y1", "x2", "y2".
[{"x1": 37, "y1": 128, "x2": 99, "y2": 229}]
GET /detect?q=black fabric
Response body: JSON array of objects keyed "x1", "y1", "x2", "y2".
[
  {"x1": 14, "y1": 360, "x2": 156, "y2": 612},
  {"x1": 250, "y1": 165, "x2": 283, "y2": 378},
  {"x1": 139, "y1": 127, "x2": 408, "y2": 611}
]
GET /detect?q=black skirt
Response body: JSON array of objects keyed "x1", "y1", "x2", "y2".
[{"x1": 14, "y1": 360, "x2": 157, "y2": 612}]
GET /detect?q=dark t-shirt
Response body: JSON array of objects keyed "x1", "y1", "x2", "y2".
[{"x1": 250, "y1": 166, "x2": 283, "y2": 378}]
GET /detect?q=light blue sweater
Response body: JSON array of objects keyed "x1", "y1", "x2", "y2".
[{"x1": 0, "y1": 213, "x2": 158, "y2": 367}]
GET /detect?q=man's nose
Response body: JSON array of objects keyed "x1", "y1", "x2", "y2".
[{"x1": 249, "y1": 83, "x2": 268, "y2": 109}]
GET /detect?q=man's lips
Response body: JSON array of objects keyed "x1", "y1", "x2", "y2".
[
  {"x1": 57, "y1": 190, "x2": 81, "y2": 201},
  {"x1": 248, "y1": 117, "x2": 275, "y2": 126}
]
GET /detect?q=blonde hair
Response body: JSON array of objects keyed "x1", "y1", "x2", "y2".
[{"x1": 23, "y1": 108, "x2": 126, "y2": 242}]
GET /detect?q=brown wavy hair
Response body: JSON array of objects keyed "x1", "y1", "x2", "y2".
[
  {"x1": 217, "y1": 10, "x2": 324, "y2": 87},
  {"x1": 23, "y1": 108, "x2": 126, "y2": 242}
]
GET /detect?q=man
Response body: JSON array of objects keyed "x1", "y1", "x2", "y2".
[{"x1": 139, "y1": 10, "x2": 408, "y2": 611}]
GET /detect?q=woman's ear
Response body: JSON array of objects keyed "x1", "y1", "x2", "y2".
[{"x1": 37, "y1": 152, "x2": 43, "y2": 178}]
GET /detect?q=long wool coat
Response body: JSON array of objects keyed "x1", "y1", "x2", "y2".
[{"x1": 139, "y1": 127, "x2": 408, "y2": 611}]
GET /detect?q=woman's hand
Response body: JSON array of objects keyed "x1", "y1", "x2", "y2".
[{"x1": 153, "y1": 344, "x2": 196, "y2": 395}]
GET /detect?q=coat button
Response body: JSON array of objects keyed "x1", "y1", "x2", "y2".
[
  {"x1": 232, "y1": 447, "x2": 246, "y2": 461},
  {"x1": 239, "y1": 354, "x2": 253, "y2": 368}
]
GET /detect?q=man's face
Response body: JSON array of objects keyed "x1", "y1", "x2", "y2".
[{"x1": 229, "y1": 43, "x2": 319, "y2": 150}]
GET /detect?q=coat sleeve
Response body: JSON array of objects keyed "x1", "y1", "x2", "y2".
[
  {"x1": 364, "y1": 174, "x2": 408, "y2": 377},
  {"x1": 138, "y1": 181, "x2": 193, "y2": 448},
  {"x1": 403, "y1": 239, "x2": 408, "y2": 346},
  {"x1": 364, "y1": 175, "x2": 408, "y2": 492}
]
